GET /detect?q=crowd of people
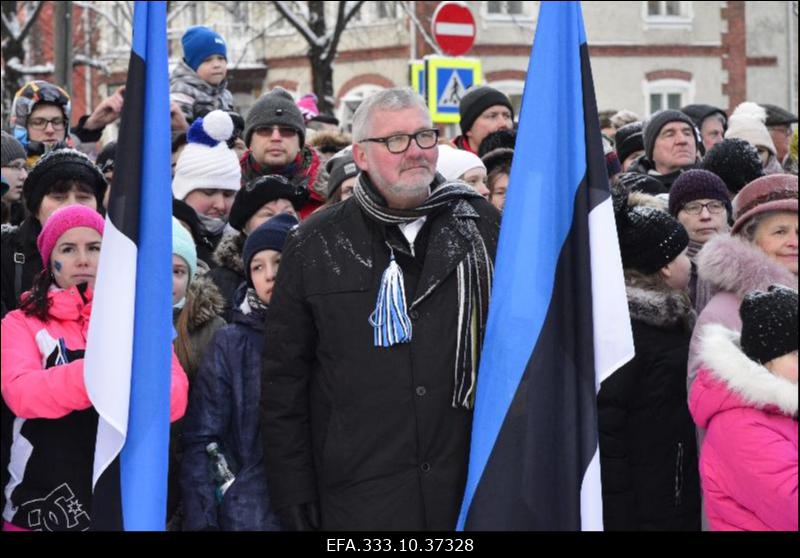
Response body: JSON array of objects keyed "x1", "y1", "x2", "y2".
[{"x1": 0, "y1": 24, "x2": 796, "y2": 532}]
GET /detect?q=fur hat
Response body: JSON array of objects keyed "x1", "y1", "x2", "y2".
[
  {"x1": 37, "y1": 205, "x2": 105, "y2": 268},
  {"x1": 181, "y1": 26, "x2": 227, "y2": 71},
  {"x1": 244, "y1": 87, "x2": 306, "y2": 148},
  {"x1": 477, "y1": 128, "x2": 517, "y2": 158},
  {"x1": 172, "y1": 216, "x2": 198, "y2": 279},
  {"x1": 614, "y1": 190, "x2": 689, "y2": 274},
  {"x1": 1, "y1": 131, "x2": 27, "y2": 166},
  {"x1": 172, "y1": 110, "x2": 241, "y2": 201},
  {"x1": 23, "y1": 148, "x2": 107, "y2": 216},
  {"x1": 731, "y1": 174, "x2": 798, "y2": 235},
  {"x1": 459, "y1": 86, "x2": 514, "y2": 136},
  {"x1": 700, "y1": 138, "x2": 764, "y2": 195},
  {"x1": 229, "y1": 174, "x2": 308, "y2": 232},
  {"x1": 739, "y1": 285, "x2": 798, "y2": 365},
  {"x1": 668, "y1": 169, "x2": 732, "y2": 217},
  {"x1": 243, "y1": 213, "x2": 299, "y2": 286},
  {"x1": 643, "y1": 109, "x2": 698, "y2": 163},
  {"x1": 725, "y1": 102, "x2": 777, "y2": 157}
]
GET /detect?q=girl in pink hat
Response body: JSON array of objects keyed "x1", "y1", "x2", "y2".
[{"x1": 0, "y1": 205, "x2": 188, "y2": 531}]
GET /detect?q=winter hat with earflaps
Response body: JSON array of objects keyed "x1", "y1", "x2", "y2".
[{"x1": 172, "y1": 110, "x2": 241, "y2": 201}]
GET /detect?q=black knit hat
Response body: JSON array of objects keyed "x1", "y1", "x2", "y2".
[
  {"x1": 229, "y1": 174, "x2": 308, "y2": 232},
  {"x1": 481, "y1": 147, "x2": 514, "y2": 177},
  {"x1": 459, "y1": 86, "x2": 514, "y2": 136},
  {"x1": 700, "y1": 138, "x2": 764, "y2": 195},
  {"x1": 680, "y1": 104, "x2": 728, "y2": 131},
  {"x1": 244, "y1": 87, "x2": 306, "y2": 148},
  {"x1": 614, "y1": 122, "x2": 644, "y2": 166},
  {"x1": 643, "y1": 109, "x2": 698, "y2": 162},
  {"x1": 616, "y1": 171, "x2": 668, "y2": 196},
  {"x1": 1, "y1": 131, "x2": 26, "y2": 166},
  {"x1": 614, "y1": 190, "x2": 689, "y2": 274},
  {"x1": 326, "y1": 152, "x2": 359, "y2": 198},
  {"x1": 23, "y1": 148, "x2": 107, "y2": 215},
  {"x1": 243, "y1": 212, "x2": 299, "y2": 286},
  {"x1": 740, "y1": 285, "x2": 798, "y2": 365},
  {"x1": 668, "y1": 169, "x2": 732, "y2": 217},
  {"x1": 760, "y1": 104, "x2": 798, "y2": 127}
]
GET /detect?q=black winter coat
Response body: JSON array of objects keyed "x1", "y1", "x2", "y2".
[
  {"x1": 260, "y1": 187, "x2": 500, "y2": 530},
  {"x1": 1, "y1": 218, "x2": 43, "y2": 313},
  {"x1": 598, "y1": 283, "x2": 701, "y2": 531}
]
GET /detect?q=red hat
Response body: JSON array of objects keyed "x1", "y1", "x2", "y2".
[{"x1": 731, "y1": 174, "x2": 798, "y2": 235}]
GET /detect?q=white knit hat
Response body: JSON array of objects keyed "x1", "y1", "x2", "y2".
[
  {"x1": 724, "y1": 102, "x2": 777, "y2": 157},
  {"x1": 436, "y1": 144, "x2": 486, "y2": 181},
  {"x1": 172, "y1": 110, "x2": 241, "y2": 200}
]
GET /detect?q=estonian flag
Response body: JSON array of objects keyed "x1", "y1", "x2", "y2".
[
  {"x1": 457, "y1": 2, "x2": 634, "y2": 531},
  {"x1": 83, "y1": 1, "x2": 174, "y2": 530}
]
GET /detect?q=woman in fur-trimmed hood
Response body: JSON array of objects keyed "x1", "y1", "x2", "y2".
[
  {"x1": 689, "y1": 286, "x2": 797, "y2": 531},
  {"x1": 597, "y1": 190, "x2": 701, "y2": 530}
]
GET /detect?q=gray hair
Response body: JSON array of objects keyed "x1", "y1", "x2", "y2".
[
  {"x1": 610, "y1": 110, "x2": 640, "y2": 129},
  {"x1": 738, "y1": 210, "x2": 775, "y2": 242},
  {"x1": 351, "y1": 87, "x2": 430, "y2": 142}
]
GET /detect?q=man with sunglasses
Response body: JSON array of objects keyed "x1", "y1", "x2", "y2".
[
  {"x1": 242, "y1": 87, "x2": 328, "y2": 219},
  {"x1": 261, "y1": 87, "x2": 500, "y2": 531}
]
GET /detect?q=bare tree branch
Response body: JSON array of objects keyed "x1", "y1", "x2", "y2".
[
  {"x1": 397, "y1": 1, "x2": 442, "y2": 55},
  {"x1": 74, "y1": 1, "x2": 132, "y2": 47},
  {"x1": 1, "y1": 0, "x2": 44, "y2": 42},
  {"x1": 324, "y1": 0, "x2": 366, "y2": 63},
  {"x1": 273, "y1": 0, "x2": 319, "y2": 46}
]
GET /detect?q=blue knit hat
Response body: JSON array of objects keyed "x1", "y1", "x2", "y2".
[
  {"x1": 172, "y1": 216, "x2": 198, "y2": 280},
  {"x1": 243, "y1": 213, "x2": 299, "y2": 286},
  {"x1": 181, "y1": 26, "x2": 227, "y2": 71}
]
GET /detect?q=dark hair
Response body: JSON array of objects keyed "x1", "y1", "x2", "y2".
[
  {"x1": 487, "y1": 159, "x2": 512, "y2": 197},
  {"x1": 47, "y1": 178, "x2": 95, "y2": 197},
  {"x1": 20, "y1": 268, "x2": 55, "y2": 321},
  {"x1": 1, "y1": 199, "x2": 8, "y2": 225},
  {"x1": 598, "y1": 110, "x2": 617, "y2": 129}
]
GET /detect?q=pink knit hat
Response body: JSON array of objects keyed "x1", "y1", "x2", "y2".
[
  {"x1": 731, "y1": 174, "x2": 798, "y2": 235},
  {"x1": 296, "y1": 93, "x2": 319, "y2": 123},
  {"x1": 37, "y1": 205, "x2": 105, "y2": 268}
]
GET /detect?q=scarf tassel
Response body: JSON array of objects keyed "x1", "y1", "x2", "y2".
[{"x1": 369, "y1": 249, "x2": 413, "y2": 347}]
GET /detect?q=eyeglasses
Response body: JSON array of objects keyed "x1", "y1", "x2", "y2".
[
  {"x1": 28, "y1": 117, "x2": 67, "y2": 131},
  {"x1": 681, "y1": 200, "x2": 727, "y2": 215},
  {"x1": 360, "y1": 129, "x2": 439, "y2": 154},
  {"x1": 254, "y1": 125, "x2": 298, "y2": 138}
]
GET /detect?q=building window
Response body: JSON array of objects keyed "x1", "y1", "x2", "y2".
[
  {"x1": 487, "y1": 1, "x2": 524, "y2": 16},
  {"x1": 642, "y1": 1, "x2": 692, "y2": 27},
  {"x1": 483, "y1": 1, "x2": 535, "y2": 24},
  {"x1": 351, "y1": 2, "x2": 397, "y2": 25},
  {"x1": 643, "y1": 79, "x2": 694, "y2": 116}
]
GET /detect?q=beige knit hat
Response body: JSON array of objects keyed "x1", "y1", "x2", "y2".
[{"x1": 724, "y1": 102, "x2": 777, "y2": 157}]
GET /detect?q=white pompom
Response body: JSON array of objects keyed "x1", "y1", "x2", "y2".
[
  {"x1": 202, "y1": 110, "x2": 234, "y2": 142},
  {"x1": 730, "y1": 102, "x2": 767, "y2": 124}
]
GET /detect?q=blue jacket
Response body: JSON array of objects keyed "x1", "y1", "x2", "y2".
[{"x1": 180, "y1": 286, "x2": 282, "y2": 531}]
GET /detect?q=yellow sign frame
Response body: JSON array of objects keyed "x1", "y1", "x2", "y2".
[{"x1": 425, "y1": 56, "x2": 483, "y2": 124}]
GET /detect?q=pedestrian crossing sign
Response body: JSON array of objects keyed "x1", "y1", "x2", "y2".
[{"x1": 425, "y1": 56, "x2": 482, "y2": 123}]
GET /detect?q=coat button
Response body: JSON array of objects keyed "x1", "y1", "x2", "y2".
[
  {"x1": 416, "y1": 386, "x2": 426, "y2": 396},
  {"x1": 420, "y1": 462, "x2": 431, "y2": 473},
  {"x1": 409, "y1": 310, "x2": 419, "y2": 320}
]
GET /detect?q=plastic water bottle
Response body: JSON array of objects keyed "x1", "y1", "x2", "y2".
[{"x1": 206, "y1": 442, "x2": 235, "y2": 503}]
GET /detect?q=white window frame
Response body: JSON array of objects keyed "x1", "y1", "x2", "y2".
[
  {"x1": 349, "y1": 1, "x2": 400, "y2": 27},
  {"x1": 482, "y1": 1, "x2": 536, "y2": 26},
  {"x1": 642, "y1": 1, "x2": 693, "y2": 29},
  {"x1": 338, "y1": 84, "x2": 387, "y2": 134},
  {"x1": 642, "y1": 78, "x2": 695, "y2": 117}
]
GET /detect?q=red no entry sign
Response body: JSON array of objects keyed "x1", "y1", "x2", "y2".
[{"x1": 431, "y1": 1, "x2": 476, "y2": 57}]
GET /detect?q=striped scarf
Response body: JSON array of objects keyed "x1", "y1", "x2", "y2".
[{"x1": 354, "y1": 174, "x2": 494, "y2": 409}]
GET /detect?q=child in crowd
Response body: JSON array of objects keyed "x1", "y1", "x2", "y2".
[
  {"x1": 690, "y1": 285, "x2": 797, "y2": 531},
  {"x1": 180, "y1": 213, "x2": 298, "y2": 531},
  {"x1": 170, "y1": 26, "x2": 234, "y2": 124}
]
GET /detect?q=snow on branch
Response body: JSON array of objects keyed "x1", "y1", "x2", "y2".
[
  {"x1": 1, "y1": 0, "x2": 44, "y2": 43},
  {"x1": 273, "y1": 1, "x2": 326, "y2": 48}
]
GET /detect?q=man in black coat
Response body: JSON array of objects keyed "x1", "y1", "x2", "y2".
[{"x1": 260, "y1": 88, "x2": 500, "y2": 531}]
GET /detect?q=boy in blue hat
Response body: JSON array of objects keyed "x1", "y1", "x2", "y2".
[{"x1": 170, "y1": 26, "x2": 235, "y2": 124}]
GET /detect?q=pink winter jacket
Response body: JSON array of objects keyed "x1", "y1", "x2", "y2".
[
  {"x1": 1, "y1": 285, "x2": 188, "y2": 421},
  {"x1": 689, "y1": 324, "x2": 798, "y2": 531}
]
